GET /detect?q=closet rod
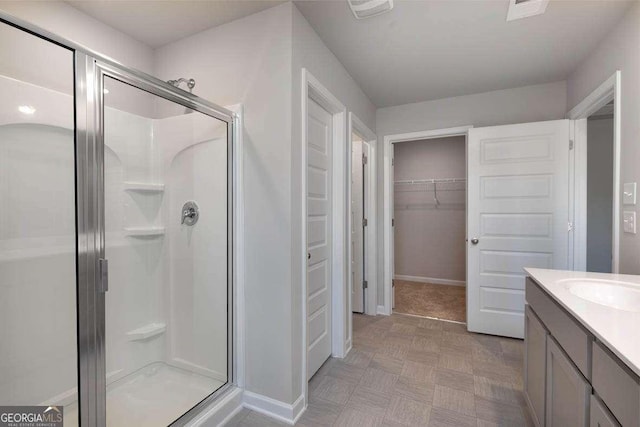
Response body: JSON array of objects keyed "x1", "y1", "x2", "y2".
[{"x1": 394, "y1": 178, "x2": 466, "y2": 184}]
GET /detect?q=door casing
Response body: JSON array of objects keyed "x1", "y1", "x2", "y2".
[
  {"x1": 567, "y1": 71, "x2": 621, "y2": 273},
  {"x1": 301, "y1": 69, "x2": 349, "y2": 402},
  {"x1": 348, "y1": 112, "x2": 377, "y2": 316},
  {"x1": 382, "y1": 126, "x2": 472, "y2": 316}
]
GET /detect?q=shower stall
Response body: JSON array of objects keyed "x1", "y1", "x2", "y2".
[{"x1": 0, "y1": 13, "x2": 235, "y2": 427}]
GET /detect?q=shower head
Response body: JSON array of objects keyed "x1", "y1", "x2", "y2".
[{"x1": 167, "y1": 77, "x2": 196, "y2": 93}]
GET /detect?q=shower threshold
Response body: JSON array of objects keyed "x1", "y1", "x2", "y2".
[{"x1": 63, "y1": 362, "x2": 225, "y2": 426}]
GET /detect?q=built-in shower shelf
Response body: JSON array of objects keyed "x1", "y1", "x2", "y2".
[
  {"x1": 126, "y1": 323, "x2": 166, "y2": 341},
  {"x1": 124, "y1": 182, "x2": 165, "y2": 193},
  {"x1": 124, "y1": 226, "x2": 165, "y2": 237}
]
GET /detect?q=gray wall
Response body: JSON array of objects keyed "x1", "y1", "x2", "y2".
[
  {"x1": 567, "y1": 2, "x2": 640, "y2": 274},
  {"x1": 587, "y1": 116, "x2": 614, "y2": 273},
  {"x1": 393, "y1": 137, "x2": 466, "y2": 283},
  {"x1": 375, "y1": 81, "x2": 568, "y2": 307}
]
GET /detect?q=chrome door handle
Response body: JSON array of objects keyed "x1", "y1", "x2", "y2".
[{"x1": 470, "y1": 238, "x2": 479, "y2": 245}]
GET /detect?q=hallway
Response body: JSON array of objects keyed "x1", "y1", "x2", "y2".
[{"x1": 228, "y1": 314, "x2": 533, "y2": 426}]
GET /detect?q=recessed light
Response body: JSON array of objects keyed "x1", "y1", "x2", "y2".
[{"x1": 18, "y1": 105, "x2": 36, "y2": 115}]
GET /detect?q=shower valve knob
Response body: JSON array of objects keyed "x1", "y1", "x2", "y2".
[{"x1": 181, "y1": 201, "x2": 199, "y2": 226}]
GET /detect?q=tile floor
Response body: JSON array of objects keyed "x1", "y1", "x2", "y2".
[
  {"x1": 226, "y1": 313, "x2": 533, "y2": 426},
  {"x1": 394, "y1": 280, "x2": 466, "y2": 323}
]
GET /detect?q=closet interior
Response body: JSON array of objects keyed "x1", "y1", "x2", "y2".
[{"x1": 393, "y1": 136, "x2": 467, "y2": 322}]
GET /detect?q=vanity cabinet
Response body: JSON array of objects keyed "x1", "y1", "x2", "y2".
[
  {"x1": 590, "y1": 395, "x2": 621, "y2": 427},
  {"x1": 525, "y1": 276, "x2": 640, "y2": 427},
  {"x1": 525, "y1": 305, "x2": 547, "y2": 427},
  {"x1": 546, "y1": 336, "x2": 591, "y2": 426}
]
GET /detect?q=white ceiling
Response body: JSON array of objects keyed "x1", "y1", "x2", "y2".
[
  {"x1": 66, "y1": 0, "x2": 284, "y2": 48},
  {"x1": 294, "y1": 0, "x2": 633, "y2": 107}
]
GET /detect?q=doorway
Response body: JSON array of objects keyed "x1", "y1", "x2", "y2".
[
  {"x1": 350, "y1": 133, "x2": 368, "y2": 314},
  {"x1": 568, "y1": 71, "x2": 621, "y2": 273},
  {"x1": 392, "y1": 136, "x2": 467, "y2": 323},
  {"x1": 586, "y1": 103, "x2": 615, "y2": 272}
]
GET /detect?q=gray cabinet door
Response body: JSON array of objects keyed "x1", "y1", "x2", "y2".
[
  {"x1": 525, "y1": 305, "x2": 547, "y2": 427},
  {"x1": 590, "y1": 394, "x2": 620, "y2": 427},
  {"x1": 546, "y1": 336, "x2": 591, "y2": 427}
]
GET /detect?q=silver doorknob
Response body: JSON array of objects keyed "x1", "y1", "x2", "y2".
[{"x1": 470, "y1": 238, "x2": 479, "y2": 245}]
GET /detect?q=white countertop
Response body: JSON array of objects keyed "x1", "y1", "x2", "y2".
[{"x1": 525, "y1": 268, "x2": 640, "y2": 377}]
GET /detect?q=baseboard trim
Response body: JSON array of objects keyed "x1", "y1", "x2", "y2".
[
  {"x1": 394, "y1": 275, "x2": 465, "y2": 287},
  {"x1": 376, "y1": 305, "x2": 387, "y2": 315},
  {"x1": 243, "y1": 391, "x2": 305, "y2": 425}
]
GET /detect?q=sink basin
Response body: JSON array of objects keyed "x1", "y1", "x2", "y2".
[{"x1": 560, "y1": 279, "x2": 640, "y2": 312}]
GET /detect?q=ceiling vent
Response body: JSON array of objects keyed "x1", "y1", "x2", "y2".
[
  {"x1": 348, "y1": 0, "x2": 394, "y2": 20},
  {"x1": 506, "y1": 0, "x2": 549, "y2": 21}
]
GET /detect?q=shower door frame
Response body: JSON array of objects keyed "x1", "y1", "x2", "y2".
[{"x1": 0, "y1": 11, "x2": 237, "y2": 427}]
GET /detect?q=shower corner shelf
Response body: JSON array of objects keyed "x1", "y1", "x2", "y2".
[
  {"x1": 124, "y1": 226, "x2": 165, "y2": 237},
  {"x1": 126, "y1": 323, "x2": 166, "y2": 341},
  {"x1": 124, "y1": 182, "x2": 165, "y2": 193}
]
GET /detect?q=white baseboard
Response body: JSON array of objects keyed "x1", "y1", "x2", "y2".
[
  {"x1": 394, "y1": 274, "x2": 466, "y2": 287},
  {"x1": 376, "y1": 305, "x2": 387, "y2": 315},
  {"x1": 187, "y1": 386, "x2": 243, "y2": 426},
  {"x1": 243, "y1": 391, "x2": 305, "y2": 425}
]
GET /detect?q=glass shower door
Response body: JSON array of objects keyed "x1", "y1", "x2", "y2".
[
  {"x1": 100, "y1": 75, "x2": 231, "y2": 426},
  {"x1": 0, "y1": 21, "x2": 78, "y2": 426}
]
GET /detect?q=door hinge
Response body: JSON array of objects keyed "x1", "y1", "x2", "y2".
[
  {"x1": 362, "y1": 153, "x2": 368, "y2": 165},
  {"x1": 568, "y1": 222, "x2": 574, "y2": 232},
  {"x1": 363, "y1": 218, "x2": 368, "y2": 227},
  {"x1": 363, "y1": 280, "x2": 368, "y2": 289},
  {"x1": 391, "y1": 158, "x2": 394, "y2": 166},
  {"x1": 569, "y1": 140, "x2": 574, "y2": 150},
  {"x1": 98, "y1": 258, "x2": 109, "y2": 293},
  {"x1": 392, "y1": 218, "x2": 395, "y2": 226}
]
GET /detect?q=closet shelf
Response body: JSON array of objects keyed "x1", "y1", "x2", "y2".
[
  {"x1": 126, "y1": 323, "x2": 166, "y2": 341},
  {"x1": 124, "y1": 226, "x2": 165, "y2": 237},
  {"x1": 394, "y1": 178, "x2": 466, "y2": 185},
  {"x1": 124, "y1": 182, "x2": 165, "y2": 193}
]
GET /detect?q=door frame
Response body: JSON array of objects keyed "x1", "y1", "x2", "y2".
[
  {"x1": 348, "y1": 112, "x2": 377, "y2": 316},
  {"x1": 84, "y1": 58, "x2": 237, "y2": 427},
  {"x1": 567, "y1": 71, "x2": 621, "y2": 273},
  {"x1": 382, "y1": 125, "x2": 472, "y2": 316},
  {"x1": 301, "y1": 69, "x2": 348, "y2": 398}
]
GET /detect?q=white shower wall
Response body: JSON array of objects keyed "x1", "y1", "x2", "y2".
[
  {"x1": 155, "y1": 113, "x2": 228, "y2": 382},
  {"x1": 0, "y1": 74, "x2": 229, "y2": 407}
]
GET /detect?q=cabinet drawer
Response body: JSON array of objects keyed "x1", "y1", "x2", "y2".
[
  {"x1": 590, "y1": 394, "x2": 620, "y2": 427},
  {"x1": 592, "y1": 341, "x2": 640, "y2": 427},
  {"x1": 526, "y1": 277, "x2": 592, "y2": 380}
]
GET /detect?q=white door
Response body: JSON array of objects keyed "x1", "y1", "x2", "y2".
[
  {"x1": 467, "y1": 120, "x2": 570, "y2": 338},
  {"x1": 307, "y1": 98, "x2": 333, "y2": 379},
  {"x1": 351, "y1": 138, "x2": 365, "y2": 313}
]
